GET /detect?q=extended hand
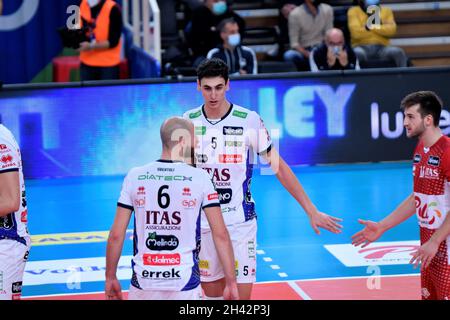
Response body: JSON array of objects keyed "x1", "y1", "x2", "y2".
[
  {"x1": 309, "y1": 211, "x2": 343, "y2": 235},
  {"x1": 409, "y1": 239, "x2": 440, "y2": 270},
  {"x1": 351, "y1": 219, "x2": 383, "y2": 248}
]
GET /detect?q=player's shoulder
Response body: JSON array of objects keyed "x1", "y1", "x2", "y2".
[{"x1": 183, "y1": 106, "x2": 203, "y2": 120}]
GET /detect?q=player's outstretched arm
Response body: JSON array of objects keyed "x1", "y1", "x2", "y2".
[
  {"x1": 204, "y1": 206, "x2": 239, "y2": 300},
  {"x1": 410, "y1": 211, "x2": 450, "y2": 270},
  {"x1": 352, "y1": 193, "x2": 416, "y2": 248},
  {"x1": 0, "y1": 171, "x2": 20, "y2": 217},
  {"x1": 105, "y1": 206, "x2": 132, "y2": 300},
  {"x1": 261, "y1": 148, "x2": 343, "y2": 235}
]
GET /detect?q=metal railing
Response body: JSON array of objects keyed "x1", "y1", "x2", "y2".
[{"x1": 123, "y1": 0, "x2": 161, "y2": 63}]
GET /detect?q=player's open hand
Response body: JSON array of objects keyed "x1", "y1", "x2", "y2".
[
  {"x1": 309, "y1": 211, "x2": 343, "y2": 235},
  {"x1": 409, "y1": 239, "x2": 440, "y2": 270},
  {"x1": 105, "y1": 278, "x2": 123, "y2": 300},
  {"x1": 351, "y1": 219, "x2": 383, "y2": 248}
]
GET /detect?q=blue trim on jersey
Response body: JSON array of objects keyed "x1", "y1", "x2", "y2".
[
  {"x1": 242, "y1": 150, "x2": 256, "y2": 221},
  {"x1": 130, "y1": 216, "x2": 142, "y2": 289},
  {"x1": 181, "y1": 208, "x2": 201, "y2": 291},
  {"x1": 0, "y1": 212, "x2": 26, "y2": 246}
]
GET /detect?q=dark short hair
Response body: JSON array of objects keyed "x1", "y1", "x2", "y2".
[
  {"x1": 197, "y1": 58, "x2": 229, "y2": 83},
  {"x1": 217, "y1": 18, "x2": 237, "y2": 33},
  {"x1": 400, "y1": 91, "x2": 443, "y2": 126}
]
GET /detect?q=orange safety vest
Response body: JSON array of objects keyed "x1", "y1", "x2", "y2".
[{"x1": 79, "y1": 0, "x2": 122, "y2": 67}]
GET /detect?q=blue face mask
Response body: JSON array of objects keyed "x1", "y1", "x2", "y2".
[
  {"x1": 228, "y1": 33, "x2": 241, "y2": 47},
  {"x1": 212, "y1": 1, "x2": 227, "y2": 16},
  {"x1": 365, "y1": 0, "x2": 380, "y2": 6}
]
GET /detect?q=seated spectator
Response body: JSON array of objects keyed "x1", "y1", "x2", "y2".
[
  {"x1": 283, "y1": 0, "x2": 334, "y2": 71},
  {"x1": 187, "y1": 0, "x2": 245, "y2": 67},
  {"x1": 310, "y1": 28, "x2": 360, "y2": 71},
  {"x1": 348, "y1": 0, "x2": 408, "y2": 68},
  {"x1": 207, "y1": 18, "x2": 257, "y2": 75}
]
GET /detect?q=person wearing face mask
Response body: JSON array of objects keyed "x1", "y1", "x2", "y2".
[
  {"x1": 78, "y1": 0, "x2": 123, "y2": 81},
  {"x1": 347, "y1": 0, "x2": 408, "y2": 68},
  {"x1": 283, "y1": 0, "x2": 334, "y2": 71},
  {"x1": 309, "y1": 28, "x2": 360, "y2": 72},
  {"x1": 206, "y1": 18, "x2": 257, "y2": 75},
  {"x1": 187, "y1": 0, "x2": 245, "y2": 67}
]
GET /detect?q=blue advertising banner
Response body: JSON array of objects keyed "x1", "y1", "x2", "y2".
[
  {"x1": 0, "y1": 0, "x2": 78, "y2": 84},
  {"x1": 1, "y1": 69, "x2": 449, "y2": 178}
]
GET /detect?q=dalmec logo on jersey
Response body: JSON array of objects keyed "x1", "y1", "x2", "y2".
[
  {"x1": 143, "y1": 253, "x2": 181, "y2": 266},
  {"x1": 219, "y1": 154, "x2": 243, "y2": 163}
]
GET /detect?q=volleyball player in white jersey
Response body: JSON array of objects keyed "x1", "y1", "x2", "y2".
[
  {"x1": 0, "y1": 124, "x2": 30, "y2": 300},
  {"x1": 105, "y1": 117, "x2": 239, "y2": 300},
  {"x1": 183, "y1": 58, "x2": 343, "y2": 300}
]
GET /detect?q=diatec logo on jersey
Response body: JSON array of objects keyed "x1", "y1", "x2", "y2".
[
  {"x1": 143, "y1": 253, "x2": 181, "y2": 266},
  {"x1": 219, "y1": 154, "x2": 243, "y2": 164},
  {"x1": 146, "y1": 232, "x2": 179, "y2": 251},
  {"x1": 415, "y1": 196, "x2": 442, "y2": 226}
]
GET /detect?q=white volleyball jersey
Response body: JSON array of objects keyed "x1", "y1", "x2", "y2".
[
  {"x1": 0, "y1": 125, "x2": 29, "y2": 246},
  {"x1": 183, "y1": 104, "x2": 272, "y2": 228},
  {"x1": 117, "y1": 160, "x2": 220, "y2": 291}
]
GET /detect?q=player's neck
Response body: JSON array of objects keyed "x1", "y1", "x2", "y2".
[
  {"x1": 160, "y1": 149, "x2": 184, "y2": 163},
  {"x1": 420, "y1": 127, "x2": 443, "y2": 148},
  {"x1": 204, "y1": 100, "x2": 231, "y2": 120}
]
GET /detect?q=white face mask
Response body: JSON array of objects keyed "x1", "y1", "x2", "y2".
[
  {"x1": 228, "y1": 33, "x2": 241, "y2": 47},
  {"x1": 87, "y1": 0, "x2": 100, "y2": 7}
]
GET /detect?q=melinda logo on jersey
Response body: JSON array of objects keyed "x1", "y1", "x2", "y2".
[
  {"x1": 415, "y1": 196, "x2": 443, "y2": 227},
  {"x1": 146, "y1": 232, "x2": 179, "y2": 251}
]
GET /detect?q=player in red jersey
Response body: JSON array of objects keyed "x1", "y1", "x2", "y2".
[{"x1": 352, "y1": 91, "x2": 450, "y2": 300}]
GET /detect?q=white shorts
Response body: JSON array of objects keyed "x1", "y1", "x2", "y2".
[
  {"x1": 200, "y1": 218, "x2": 257, "y2": 284},
  {"x1": 0, "y1": 239, "x2": 30, "y2": 300},
  {"x1": 128, "y1": 285, "x2": 202, "y2": 300}
]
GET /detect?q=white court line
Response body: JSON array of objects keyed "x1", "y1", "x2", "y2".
[
  {"x1": 23, "y1": 273, "x2": 420, "y2": 299},
  {"x1": 287, "y1": 281, "x2": 312, "y2": 300}
]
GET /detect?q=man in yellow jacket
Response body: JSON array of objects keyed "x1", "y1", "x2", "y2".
[{"x1": 347, "y1": 0, "x2": 408, "y2": 68}]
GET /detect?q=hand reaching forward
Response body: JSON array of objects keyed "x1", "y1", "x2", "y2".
[
  {"x1": 309, "y1": 211, "x2": 343, "y2": 235},
  {"x1": 351, "y1": 219, "x2": 384, "y2": 248}
]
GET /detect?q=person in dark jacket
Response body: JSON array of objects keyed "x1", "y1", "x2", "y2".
[
  {"x1": 207, "y1": 18, "x2": 257, "y2": 75},
  {"x1": 310, "y1": 28, "x2": 360, "y2": 71},
  {"x1": 187, "y1": 0, "x2": 245, "y2": 66}
]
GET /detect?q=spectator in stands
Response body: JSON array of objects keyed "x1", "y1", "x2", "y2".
[
  {"x1": 78, "y1": 0, "x2": 123, "y2": 81},
  {"x1": 207, "y1": 18, "x2": 257, "y2": 75},
  {"x1": 283, "y1": 0, "x2": 334, "y2": 71},
  {"x1": 348, "y1": 0, "x2": 408, "y2": 68},
  {"x1": 187, "y1": 0, "x2": 246, "y2": 67},
  {"x1": 278, "y1": 0, "x2": 304, "y2": 46},
  {"x1": 310, "y1": 28, "x2": 360, "y2": 71}
]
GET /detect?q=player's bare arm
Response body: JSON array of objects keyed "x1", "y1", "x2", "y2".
[
  {"x1": 0, "y1": 171, "x2": 20, "y2": 217},
  {"x1": 410, "y1": 212, "x2": 450, "y2": 270},
  {"x1": 352, "y1": 193, "x2": 416, "y2": 248},
  {"x1": 261, "y1": 147, "x2": 343, "y2": 235},
  {"x1": 105, "y1": 206, "x2": 132, "y2": 300},
  {"x1": 204, "y1": 206, "x2": 240, "y2": 300}
]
